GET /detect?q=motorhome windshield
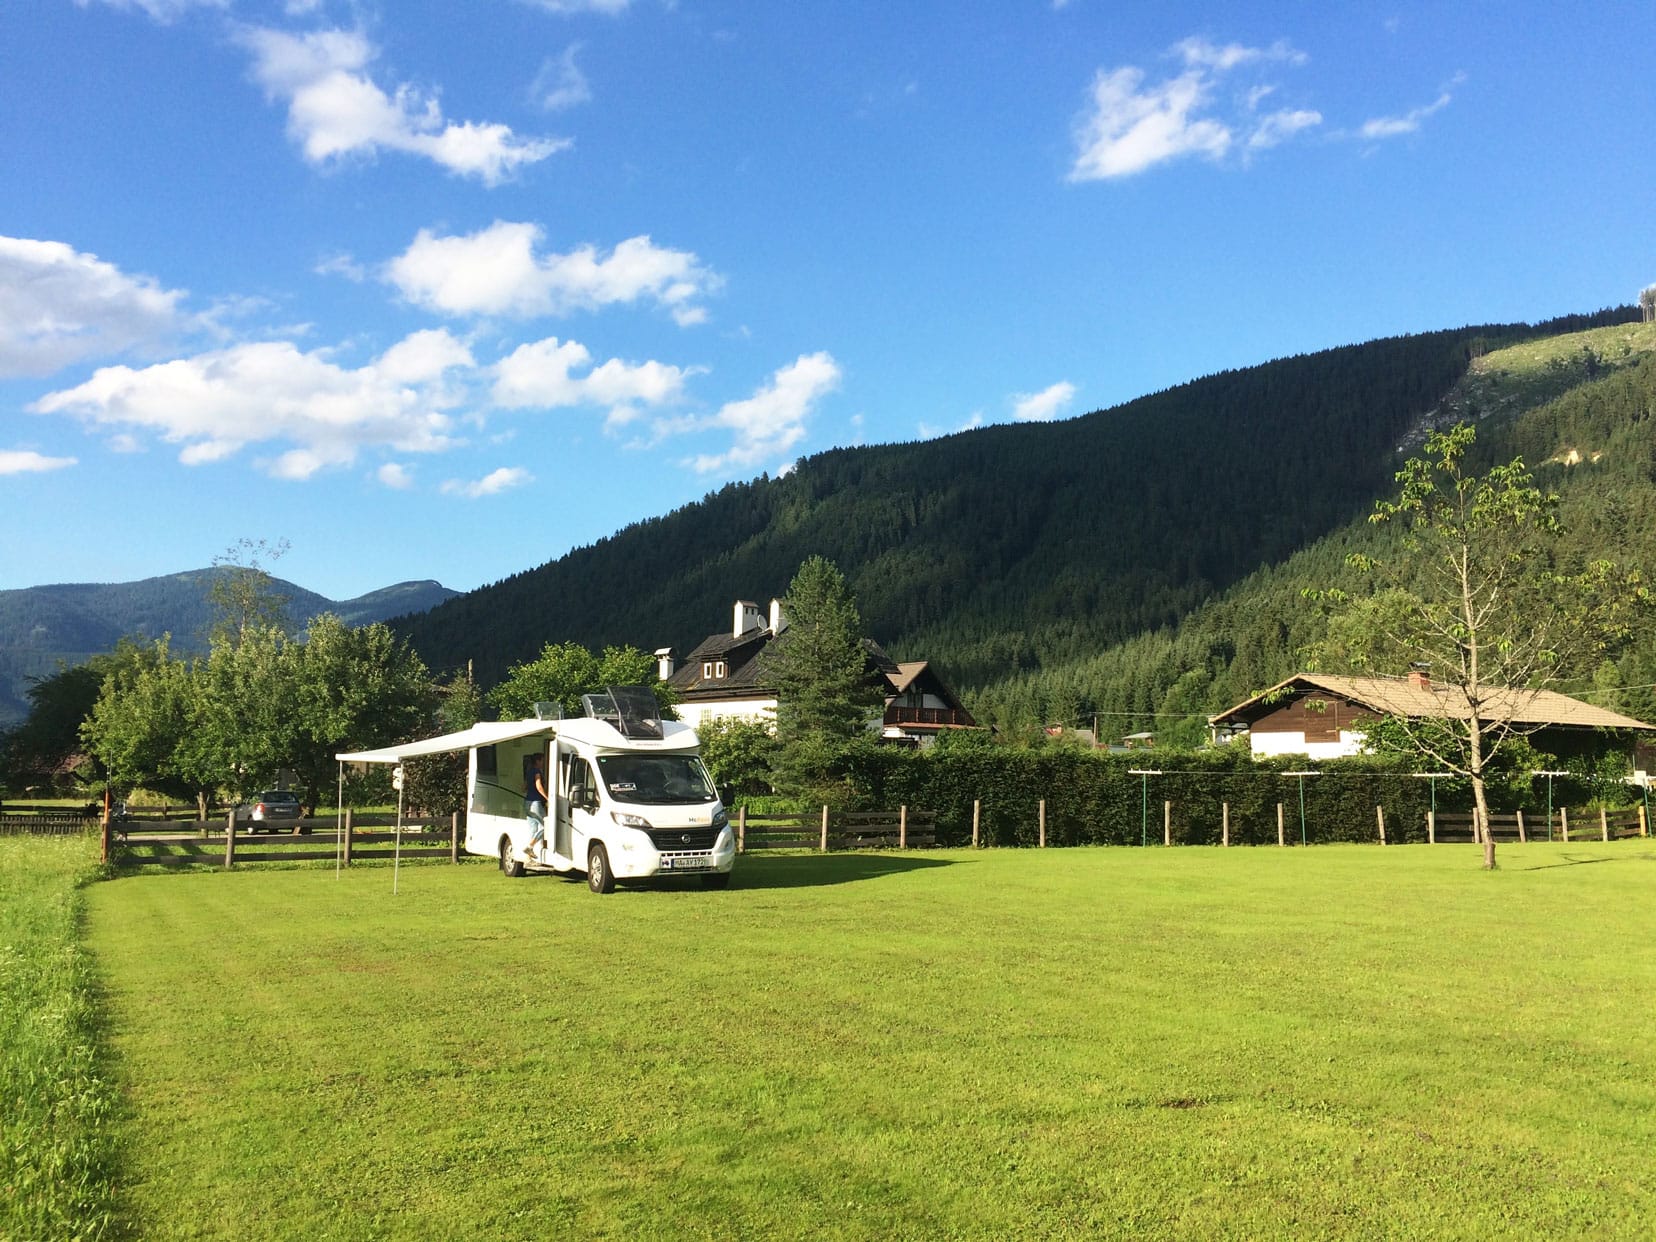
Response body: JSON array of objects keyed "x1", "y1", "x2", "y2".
[{"x1": 597, "y1": 754, "x2": 716, "y2": 806}]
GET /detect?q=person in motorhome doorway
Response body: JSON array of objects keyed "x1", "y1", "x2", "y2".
[{"x1": 524, "y1": 753, "x2": 548, "y2": 861}]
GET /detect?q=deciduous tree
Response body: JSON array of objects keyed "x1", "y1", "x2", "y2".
[
  {"x1": 487, "y1": 642, "x2": 670, "y2": 720},
  {"x1": 1327, "y1": 423, "x2": 1646, "y2": 868}
]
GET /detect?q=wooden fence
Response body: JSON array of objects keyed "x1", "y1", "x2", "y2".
[
  {"x1": 108, "y1": 810, "x2": 462, "y2": 869},
  {"x1": 736, "y1": 806, "x2": 936, "y2": 853},
  {"x1": 1428, "y1": 807, "x2": 1646, "y2": 845},
  {"x1": 0, "y1": 804, "x2": 100, "y2": 836}
]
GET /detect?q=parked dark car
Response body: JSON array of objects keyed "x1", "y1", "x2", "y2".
[{"x1": 235, "y1": 790, "x2": 306, "y2": 833}]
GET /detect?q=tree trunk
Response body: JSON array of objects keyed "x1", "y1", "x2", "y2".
[{"x1": 1472, "y1": 775, "x2": 1496, "y2": 870}]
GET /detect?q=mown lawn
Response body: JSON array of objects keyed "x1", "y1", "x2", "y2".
[{"x1": 85, "y1": 842, "x2": 1656, "y2": 1239}]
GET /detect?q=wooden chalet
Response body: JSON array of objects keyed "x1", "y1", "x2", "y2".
[
  {"x1": 1210, "y1": 669, "x2": 1656, "y2": 776},
  {"x1": 660, "y1": 599, "x2": 979, "y2": 746}
]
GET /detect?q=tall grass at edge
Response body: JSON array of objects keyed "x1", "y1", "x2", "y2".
[{"x1": 0, "y1": 834, "x2": 117, "y2": 1241}]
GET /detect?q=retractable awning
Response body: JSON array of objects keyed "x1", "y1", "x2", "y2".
[{"x1": 336, "y1": 719, "x2": 557, "y2": 766}]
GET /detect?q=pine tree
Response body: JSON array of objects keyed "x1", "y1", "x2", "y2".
[{"x1": 767, "y1": 557, "x2": 882, "y2": 805}]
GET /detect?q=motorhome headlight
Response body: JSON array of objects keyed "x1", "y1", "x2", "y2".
[
  {"x1": 712, "y1": 807, "x2": 728, "y2": 829},
  {"x1": 611, "y1": 811, "x2": 653, "y2": 830}
]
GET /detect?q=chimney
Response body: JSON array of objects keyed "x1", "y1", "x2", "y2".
[
  {"x1": 1408, "y1": 663, "x2": 1431, "y2": 689},
  {"x1": 733, "y1": 600, "x2": 761, "y2": 637},
  {"x1": 655, "y1": 647, "x2": 675, "y2": 681},
  {"x1": 769, "y1": 598, "x2": 786, "y2": 635}
]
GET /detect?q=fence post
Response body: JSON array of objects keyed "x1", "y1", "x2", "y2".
[
  {"x1": 1516, "y1": 809, "x2": 1527, "y2": 843},
  {"x1": 972, "y1": 799, "x2": 981, "y2": 849},
  {"x1": 1163, "y1": 800, "x2": 1171, "y2": 847},
  {"x1": 1560, "y1": 806, "x2": 1570, "y2": 843},
  {"x1": 1038, "y1": 799, "x2": 1046, "y2": 848},
  {"x1": 1277, "y1": 803, "x2": 1285, "y2": 848},
  {"x1": 820, "y1": 805, "x2": 830, "y2": 853},
  {"x1": 1640, "y1": 804, "x2": 1649, "y2": 838},
  {"x1": 1376, "y1": 805, "x2": 1386, "y2": 846},
  {"x1": 1600, "y1": 807, "x2": 1609, "y2": 842},
  {"x1": 1221, "y1": 802, "x2": 1230, "y2": 847},
  {"x1": 224, "y1": 810, "x2": 236, "y2": 870},
  {"x1": 101, "y1": 809, "x2": 112, "y2": 865},
  {"x1": 737, "y1": 805, "x2": 746, "y2": 854},
  {"x1": 343, "y1": 807, "x2": 354, "y2": 866},
  {"x1": 1427, "y1": 809, "x2": 1436, "y2": 845},
  {"x1": 900, "y1": 805, "x2": 908, "y2": 850},
  {"x1": 450, "y1": 811, "x2": 460, "y2": 864}
]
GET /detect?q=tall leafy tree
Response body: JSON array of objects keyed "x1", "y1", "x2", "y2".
[
  {"x1": 1329, "y1": 423, "x2": 1646, "y2": 868},
  {"x1": 0, "y1": 648, "x2": 137, "y2": 793},
  {"x1": 81, "y1": 638, "x2": 222, "y2": 816},
  {"x1": 695, "y1": 715, "x2": 780, "y2": 800},
  {"x1": 487, "y1": 641, "x2": 669, "y2": 720},
  {"x1": 766, "y1": 557, "x2": 883, "y2": 805},
  {"x1": 285, "y1": 615, "x2": 434, "y2": 811}
]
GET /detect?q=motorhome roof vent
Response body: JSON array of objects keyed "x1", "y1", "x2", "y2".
[
  {"x1": 532, "y1": 701, "x2": 562, "y2": 721},
  {"x1": 582, "y1": 686, "x2": 664, "y2": 740}
]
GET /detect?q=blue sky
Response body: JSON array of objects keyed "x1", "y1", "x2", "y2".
[{"x1": 2, "y1": 0, "x2": 1651, "y2": 599}]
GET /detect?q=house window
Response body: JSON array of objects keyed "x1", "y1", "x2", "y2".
[{"x1": 703, "y1": 660, "x2": 727, "y2": 680}]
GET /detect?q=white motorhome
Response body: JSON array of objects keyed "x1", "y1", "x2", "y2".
[
  {"x1": 467, "y1": 687, "x2": 734, "y2": 891},
  {"x1": 341, "y1": 687, "x2": 734, "y2": 893}
]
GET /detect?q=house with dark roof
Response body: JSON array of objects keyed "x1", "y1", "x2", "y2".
[
  {"x1": 1209, "y1": 669, "x2": 1656, "y2": 777},
  {"x1": 659, "y1": 598, "x2": 979, "y2": 746}
]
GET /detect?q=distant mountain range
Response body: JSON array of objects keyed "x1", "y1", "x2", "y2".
[{"x1": 0, "y1": 572, "x2": 457, "y2": 726}]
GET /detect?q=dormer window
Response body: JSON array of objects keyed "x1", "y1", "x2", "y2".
[{"x1": 703, "y1": 660, "x2": 727, "y2": 680}]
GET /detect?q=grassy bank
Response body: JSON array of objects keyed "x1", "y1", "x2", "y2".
[
  {"x1": 85, "y1": 842, "x2": 1656, "y2": 1239},
  {"x1": 1, "y1": 834, "x2": 117, "y2": 1241}
]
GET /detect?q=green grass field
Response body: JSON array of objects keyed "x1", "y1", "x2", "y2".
[{"x1": 79, "y1": 842, "x2": 1656, "y2": 1239}]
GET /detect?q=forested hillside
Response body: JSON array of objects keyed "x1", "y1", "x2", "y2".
[
  {"x1": 969, "y1": 319, "x2": 1656, "y2": 737},
  {"x1": 394, "y1": 309, "x2": 1640, "y2": 726}
]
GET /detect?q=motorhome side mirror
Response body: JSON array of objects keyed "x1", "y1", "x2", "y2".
[{"x1": 571, "y1": 783, "x2": 594, "y2": 811}]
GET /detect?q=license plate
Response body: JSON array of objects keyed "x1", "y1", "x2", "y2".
[{"x1": 661, "y1": 855, "x2": 711, "y2": 871}]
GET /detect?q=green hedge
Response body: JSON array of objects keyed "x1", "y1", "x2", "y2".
[{"x1": 820, "y1": 747, "x2": 1462, "y2": 847}]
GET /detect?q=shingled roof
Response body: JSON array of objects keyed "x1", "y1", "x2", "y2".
[{"x1": 1211, "y1": 673, "x2": 1655, "y2": 732}]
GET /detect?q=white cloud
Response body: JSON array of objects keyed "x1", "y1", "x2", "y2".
[
  {"x1": 80, "y1": 0, "x2": 226, "y2": 21},
  {"x1": 1249, "y1": 107, "x2": 1322, "y2": 149},
  {"x1": 1174, "y1": 37, "x2": 1305, "y2": 72},
  {"x1": 314, "y1": 252, "x2": 367, "y2": 282},
  {"x1": 0, "y1": 449, "x2": 78, "y2": 475},
  {"x1": 31, "y1": 329, "x2": 473, "y2": 478},
  {"x1": 0, "y1": 236, "x2": 186, "y2": 377},
  {"x1": 520, "y1": 0, "x2": 632, "y2": 13},
  {"x1": 376, "y1": 462, "x2": 414, "y2": 489},
  {"x1": 238, "y1": 26, "x2": 566, "y2": 184},
  {"x1": 1012, "y1": 381, "x2": 1077, "y2": 423},
  {"x1": 533, "y1": 45, "x2": 592, "y2": 111},
  {"x1": 1361, "y1": 90, "x2": 1453, "y2": 139},
  {"x1": 442, "y1": 467, "x2": 531, "y2": 498},
  {"x1": 1070, "y1": 67, "x2": 1231, "y2": 180},
  {"x1": 377, "y1": 328, "x2": 476, "y2": 385},
  {"x1": 386, "y1": 221, "x2": 719, "y2": 324},
  {"x1": 492, "y1": 335, "x2": 695, "y2": 426},
  {"x1": 1070, "y1": 37, "x2": 1318, "y2": 180},
  {"x1": 688, "y1": 352, "x2": 841, "y2": 474}
]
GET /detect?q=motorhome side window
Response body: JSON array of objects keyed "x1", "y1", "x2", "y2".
[{"x1": 476, "y1": 745, "x2": 497, "y2": 776}]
